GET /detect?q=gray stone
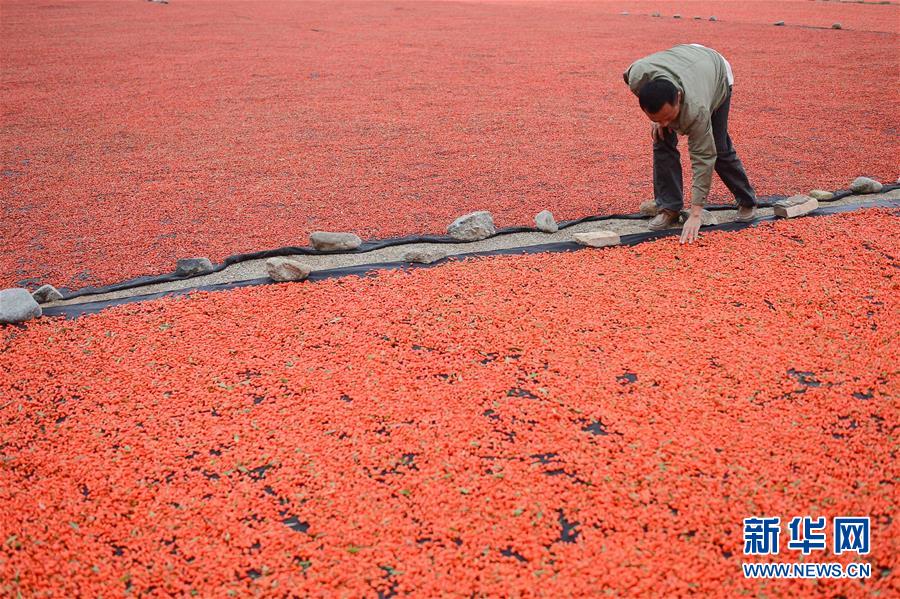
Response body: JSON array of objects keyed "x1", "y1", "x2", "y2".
[
  {"x1": 175, "y1": 257, "x2": 214, "y2": 276},
  {"x1": 32, "y1": 284, "x2": 63, "y2": 303},
  {"x1": 265, "y1": 257, "x2": 312, "y2": 282},
  {"x1": 535, "y1": 210, "x2": 558, "y2": 233},
  {"x1": 573, "y1": 230, "x2": 620, "y2": 248},
  {"x1": 849, "y1": 177, "x2": 882, "y2": 194},
  {"x1": 832, "y1": 22, "x2": 842, "y2": 30},
  {"x1": 403, "y1": 249, "x2": 446, "y2": 264},
  {"x1": 0, "y1": 288, "x2": 42, "y2": 324},
  {"x1": 639, "y1": 200, "x2": 659, "y2": 217},
  {"x1": 309, "y1": 231, "x2": 363, "y2": 251},
  {"x1": 447, "y1": 211, "x2": 496, "y2": 241},
  {"x1": 809, "y1": 189, "x2": 835, "y2": 201},
  {"x1": 709, "y1": 16, "x2": 718, "y2": 21},
  {"x1": 679, "y1": 209, "x2": 717, "y2": 226},
  {"x1": 774, "y1": 195, "x2": 818, "y2": 218},
  {"x1": 774, "y1": 21, "x2": 785, "y2": 26}
]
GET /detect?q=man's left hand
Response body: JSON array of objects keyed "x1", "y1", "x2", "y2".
[{"x1": 680, "y1": 212, "x2": 702, "y2": 244}]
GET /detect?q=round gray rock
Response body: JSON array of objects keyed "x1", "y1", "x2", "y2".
[
  {"x1": 447, "y1": 211, "x2": 496, "y2": 241},
  {"x1": 32, "y1": 284, "x2": 64, "y2": 303},
  {"x1": 639, "y1": 200, "x2": 659, "y2": 217},
  {"x1": 1, "y1": 288, "x2": 42, "y2": 324},
  {"x1": 850, "y1": 177, "x2": 883, "y2": 194},
  {"x1": 709, "y1": 15, "x2": 718, "y2": 21},
  {"x1": 265, "y1": 257, "x2": 312, "y2": 282},
  {"x1": 808, "y1": 189, "x2": 835, "y2": 201},
  {"x1": 679, "y1": 209, "x2": 717, "y2": 226},
  {"x1": 535, "y1": 210, "x2": 558, "y2": 233},
  {"x1": 309, "y1": 231, "x2": 362, "y2": 251},
  {"x1": 403, "y1": 249, "x2": 447, "y2": 264},
  {"x1": 176, "y1": 257, "x2": 214, "y2": 276},
  {"x1": 832, "y1": 22, "x2": 842, "y2": 30}
]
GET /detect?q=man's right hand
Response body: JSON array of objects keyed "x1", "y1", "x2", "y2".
[{"x1": 651, "y1": 123, "x2": 667, "y2": 142}]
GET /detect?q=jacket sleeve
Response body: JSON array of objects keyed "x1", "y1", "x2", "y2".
[{"x1": 684, "y1": 108, "x2": 717, "y2": 206}]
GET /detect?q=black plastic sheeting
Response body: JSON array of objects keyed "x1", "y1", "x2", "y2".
[
  {"x1": 41, "y1": 198, "x2": 899, "y2": 320},
  {"x1": 53, "y1": 184, "x2": 899, "y2": 302}
]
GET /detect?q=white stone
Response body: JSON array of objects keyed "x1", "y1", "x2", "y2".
[
  {"x1": 774, "y1": 195, "x2": 818, "y2": 218},
  {"x1": 849, "y1": 177, "x2": 882, "y2": 194},
  {"x1": 679, "y1": 209, "x2": 717, "y2": 226},
  {"x1": 175, "y1": 257, "x2": 214, "y2": 276},
  {"x1": 0, "y1": 288, "x2": 42, "y2": 324},
  {"x1": 573, "y1": 230, "x2": 620, "y2": 248},
  {"x1": 447, "y1": 211, "x2": 496, "y2": 241},
  {"x1": 809, "y1": 189, "x2": 834, "y2": 201},
  {"x1": 535, "y1": 210, "x2": 558, "y2": 233},
  {"x1": 639, "y1": 200, "x2": 659, "y2": 217},
  {"x1": 32, "y1": 284, "x2": 63, "y2": 303},
  {"x1": 265, "y1": 257, "x2": 311, "y2": 282},
  {"x1": 309, "y1": 231, "x2": 362, "y2": 251},
  {"x1": 403, "y1": 250, "x2": 446, "y2": 264}
]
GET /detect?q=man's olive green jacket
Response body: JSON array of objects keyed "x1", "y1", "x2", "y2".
[{"x1": 623, "y1": 44, "x2": 731, "y2": 206}]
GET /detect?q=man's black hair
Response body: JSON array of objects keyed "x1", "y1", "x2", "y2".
[{"x1": 638, "y1": 79, "x2": 678, "y2": 114}]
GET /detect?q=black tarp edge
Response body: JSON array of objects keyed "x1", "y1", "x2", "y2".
[
  {"x1": 40, "y1": 198, "x2": 900, "y2": 320},
  {"x1": 51, "y1": 184, "x2": 899, "y2": 301}
]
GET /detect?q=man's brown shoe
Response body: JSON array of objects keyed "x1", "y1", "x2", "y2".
[
  {"x1": 647, "y1": 209, "x2": 681, "y2": 231},
  {"x1": 735, "y1": 205, "x2": 758, "y2": 222}
]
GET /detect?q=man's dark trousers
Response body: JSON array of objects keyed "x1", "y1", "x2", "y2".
[{"x1": 653, "y1": 86, "x2": 757, "y2": 211}]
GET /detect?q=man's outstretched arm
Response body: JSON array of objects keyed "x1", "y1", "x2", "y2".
[{"x1": 681, "y1": 111, "x2": 717, "y2": 243}]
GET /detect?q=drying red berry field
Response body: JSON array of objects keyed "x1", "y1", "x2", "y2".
[
  {"x1": 1, "y1": 0, "x2": 898, "y2": 289},
  {"x1": 2, "y1": 0, "x2": 899, "y2": 597},
  {"x1": 2, "y1": 210, "x2": 898, "y2": 596}
]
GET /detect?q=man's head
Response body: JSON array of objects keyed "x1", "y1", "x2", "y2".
[{"x1": 639, "y1": 79, "x2": 682, "y2": 127}]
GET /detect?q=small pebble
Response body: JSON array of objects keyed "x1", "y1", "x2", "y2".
[
  {"x1": 403, "y1": 250, "x2": 447, "y2": 264},
  {"x1": 639, "y1": 200, "x2": 659, "y2": 217},
  {"x1": 808, "y1": 190, "x2": 835, "y2": 201},
  {"x1": 175, "y1": 257, "x2": 214, "y2": 276},
  {"x1": 447, "y1": 211, "x2": 496, "y2": 241},
  {"x1": 535, "y1": 210, "x2": 558, "y2": 233},
  {"x1": 774, "y1": 195, "x2": 818, "y2": 218},
  {"x1": 573, "y1": 230, "x2": 620, "y2": 248},
  {"x1": 265, "y1": 257, "x2": 312, "y2": 282},
  {"x1": 679, "y1": 209, "x2": 717, "y2": 226},
  {"x1": 309, "y1": 231, "x2": 363, "y2": 251},
  {"x1": 32, "y1": 284, "x2": 63, "y2": 303}
]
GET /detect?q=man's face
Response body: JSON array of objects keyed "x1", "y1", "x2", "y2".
[{"x1": 643, "y1": 92, "x2": 682, "y2": 128}]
